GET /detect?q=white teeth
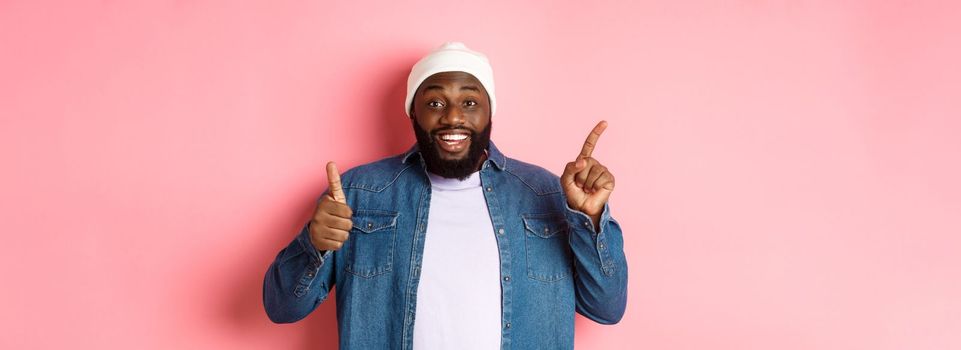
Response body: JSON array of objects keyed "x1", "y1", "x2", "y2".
[{"x1": 440, "y1": 134, "x2": 468, "y2": 141}]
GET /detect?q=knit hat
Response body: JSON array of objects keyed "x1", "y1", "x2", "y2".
[{"x1": 405, "y1": 42, "x2": 496, "y2": 118}]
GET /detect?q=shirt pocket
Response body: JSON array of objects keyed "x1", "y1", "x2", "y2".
[
  {"x1": 344, "y1": 209, "x2": 399, "y2": 278},
  {"x1": 522, "y1": 212, "x2": 573, "y2": 282}
]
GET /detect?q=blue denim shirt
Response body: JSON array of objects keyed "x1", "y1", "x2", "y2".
[{"x1": 263, "y1": 141, "x2": 628, "y2": 349}]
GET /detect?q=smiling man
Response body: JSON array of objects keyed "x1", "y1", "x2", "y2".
[
  {"x1": 411, "y1": 71, "x2": 492, "y2": 180},
  {"x1": 263, "y1": 42, "x2": 628, "y2": 349}
]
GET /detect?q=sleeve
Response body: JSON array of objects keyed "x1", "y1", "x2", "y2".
[
  {"x1": 565, "y1": 201, "x2": 629, "y2": 324},
  {"x1": 262, "y1": 194, "x2": 338, "y2": 324}
]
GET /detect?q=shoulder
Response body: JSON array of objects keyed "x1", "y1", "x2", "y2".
[
  {"x1": 339, "y1": 153, "x2": 417, "y2": 193},
  {"x1": 503, "y1": 157, "x2": 563, "y2": 196}
]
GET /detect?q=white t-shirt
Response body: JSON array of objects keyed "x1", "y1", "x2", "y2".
[{"x1": 412, "y1": 171, "x2": 501, "y2": 350}]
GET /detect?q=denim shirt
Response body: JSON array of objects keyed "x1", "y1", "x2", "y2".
[{"x1": 263, "y1": 141, "x2": 628, "y2": 349}]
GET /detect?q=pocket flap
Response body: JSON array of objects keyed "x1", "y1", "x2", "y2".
[
  {"x1": 352, "y1": 210, "x2": 399, "y2": 233},
  {"x1": 522, "y1": 213, "x2": 566, "y2": 238}
]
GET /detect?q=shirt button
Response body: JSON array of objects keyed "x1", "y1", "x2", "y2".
[
  {"x1": 505, "y1": 322, "x2": 511, "y2": 329},
  {"x1": 367, "y1": 223, "x2": 373, "y2": 230},
  {"x1": 599, "y1": 243, "x2": 606, "y2": 250},
  {"x1": 584, "y1": 221, "x2": 592, "y2": 228},
  {"x1": 498, "y1": 228, "x2": 505, "y2": 235},
  {"x1": 503, "y1": 276, "x2": 510, "y2": 282},
  {"x1": 486, "y1": 187, "x2": 492, "y2": 192},
  {"x1": 543, "y1": 227, "x2": 549, "y2": 233}
]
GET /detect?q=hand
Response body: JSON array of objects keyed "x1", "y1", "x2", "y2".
[
  {"x1": 309, "y1": 161, "x2": 353, "y2": 251},
  {"x1": 560, "y1": 121, "x2": 615, "y2": 223}
]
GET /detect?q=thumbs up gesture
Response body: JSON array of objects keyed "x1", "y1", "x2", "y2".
[
  {"x1": 309, "y1": 161, "x2": 353, "y2": 251},
  {"x1": 560, "y1": 121, "x2": 616, "y2": 229}
]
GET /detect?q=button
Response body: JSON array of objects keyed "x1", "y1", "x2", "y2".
[
  {"x1": 486, "y1": 187, "x2": 492, "y2": 192},
  {"x1": 367, "y1": 223, "x2": 373, "y2": 230},
  {"x1": 498, "y1": 228, "x2": 505, "y2": 235},
  {"x1": 503, "y1": 276, "x2": 510, "y2": 282},
  {"x1": 584, "y1": 221, "x2": 592, "y2": 228},
  {"x1": 599, "y1": 243, "x2": 606, "y2": 250},
  {"x1": 505, "y1": 322, "x2": 511, "y2": 329},
  {"x1": 306, "y1": 272, "x2": 314, "y2": 277},
  {"x1": 543, "y1": 227, "x2": 549, "y2": 233}
]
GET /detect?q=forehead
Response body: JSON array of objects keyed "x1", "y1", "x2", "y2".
[{"x1": 418, "y1": 71, "x2": 485, "y2": 93}]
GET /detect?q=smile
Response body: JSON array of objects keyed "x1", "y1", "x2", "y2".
[{"x1": 435, "y1": 131, "x2": 471, "y2": 153}]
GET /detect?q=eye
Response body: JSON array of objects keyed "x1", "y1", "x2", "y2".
[
  {"x1": 428, "y1": 101, "x2": 444, "y2": 108},
  {"x1": 464, "y1": 100, "x2": 477, "y2": 107}
]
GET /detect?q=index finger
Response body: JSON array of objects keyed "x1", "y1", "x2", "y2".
[
  {"x1": 578, "y1": 120, "x2": 608, "y2": 159},
  {"x1": 326, "y1": 161, "x2": 346, "y2": 203}
]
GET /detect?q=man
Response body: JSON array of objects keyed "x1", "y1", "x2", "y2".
[{"x1": 263, "y1": 42, "x2": 628, "y2": 349}]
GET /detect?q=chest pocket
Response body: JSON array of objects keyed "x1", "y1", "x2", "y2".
[
  {"x1": 344, "y1": 209, "x2": 399, "y2": 278},
  {"x1": 522, "y1": 212, "x2": 573, "y2": 282}
]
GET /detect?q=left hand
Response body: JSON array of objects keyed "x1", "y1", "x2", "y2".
[{"x1": 560, "y1": 121, "x2": 615, "y2": 223}]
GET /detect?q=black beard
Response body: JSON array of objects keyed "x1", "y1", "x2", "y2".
[{"x1": 412, "y1": 119, "x2": 492, "y2": 181}]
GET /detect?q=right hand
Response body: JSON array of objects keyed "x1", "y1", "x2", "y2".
[{"x1": 309, "y1": 161, "x2": 353, "y2": 251}]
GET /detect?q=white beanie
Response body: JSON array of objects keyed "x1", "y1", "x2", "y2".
[{"x1": 405, "y1": 42, "x2": 496, "y2": 118}]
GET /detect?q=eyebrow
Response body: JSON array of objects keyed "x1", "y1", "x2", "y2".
[{"x1": 423, "y1": 84, "x2": 481, "y2": 93}]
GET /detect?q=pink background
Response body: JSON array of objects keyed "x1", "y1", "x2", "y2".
[{"x1": 2, "y1": 1, "x2": 960, "y2": 349}]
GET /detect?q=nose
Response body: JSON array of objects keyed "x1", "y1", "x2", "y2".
[{"x1": 440, "y1": 105, "x2": 465, "y2": 126}]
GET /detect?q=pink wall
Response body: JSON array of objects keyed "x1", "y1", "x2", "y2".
[{"x1": 2, "y1": 1, "x2": 959, "y2": 349}]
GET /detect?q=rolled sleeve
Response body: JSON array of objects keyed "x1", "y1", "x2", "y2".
[
  {"x1": 564, "y1": 202, "x2": 628, "y2": 324},
  {"x1": 263, "y1": 221, "x2": 337, "y2": 323},
  {"x1": 565, "y1": 202, "x2": 617, "y2": 275}
]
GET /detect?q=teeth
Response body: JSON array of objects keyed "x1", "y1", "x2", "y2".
[{"x1": 440, "y1": 134, "x2": 468, "y2": 141}]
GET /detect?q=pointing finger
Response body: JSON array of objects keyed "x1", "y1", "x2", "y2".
[
  {"x1": 326, "y1": 161, "x2": 346, "y2": 203},
  {"x1": 578, "y1": 120, "x2": 608, "y2": 159}
]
